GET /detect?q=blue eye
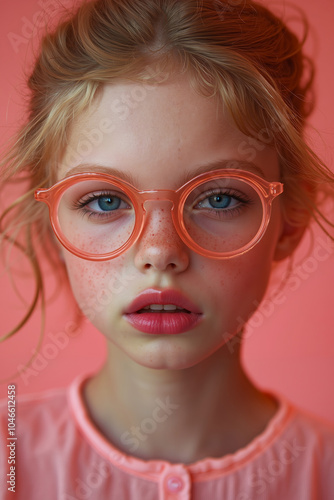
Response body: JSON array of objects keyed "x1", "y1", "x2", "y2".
[
  {"x1": 198, "y1": 192, "x2": 240, "y2": 210},
  {"x1": 93, "y1": 195, "x2": 121, "y2": 211},
  {"x1": 73, "y1": 191, "x2": 132, "y2": 219},
  {"x1": 207, "y1": 194, "x2": 235, "y2": 209}
]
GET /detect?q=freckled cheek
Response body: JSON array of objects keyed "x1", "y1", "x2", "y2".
[
  {"x1": 197, "y1": 248, "x2": 273, "y2": 317},
  {"x1": 62, "y1": 253, "x2": 128, "y2": 308},
  {"x1": 62, "y1": 221, "x2": 134, "y2": 256},
  {"x1": 197, "y1": 263, "x2": 243, "y2": 309}
]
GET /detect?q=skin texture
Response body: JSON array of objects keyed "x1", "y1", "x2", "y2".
[{"x1": 58, "y1": 72, "x2": 300, "y2": 463}]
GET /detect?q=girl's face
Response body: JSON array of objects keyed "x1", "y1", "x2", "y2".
[{"x1": 59, "y1": 73, "x2": 284, "y2": 370}]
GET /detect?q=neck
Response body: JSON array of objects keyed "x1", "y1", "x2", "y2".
[{"x1": 83, "y1": 342, "x2": 278, "y2": 464}]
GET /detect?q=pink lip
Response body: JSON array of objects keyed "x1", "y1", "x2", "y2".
[{"x1": 123, "y1": 288, "x2": 203, "y2": 334}]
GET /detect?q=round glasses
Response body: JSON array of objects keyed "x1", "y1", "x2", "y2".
[{"x1": 34, "y1": 169, "x2": 283, "y2": 261}]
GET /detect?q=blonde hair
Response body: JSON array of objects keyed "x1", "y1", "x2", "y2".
[{"x1": 1, "y1": 0, "x2": 334, "y2": 340}]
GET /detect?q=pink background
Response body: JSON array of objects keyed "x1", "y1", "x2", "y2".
[{"x1": 0, "y1": 0, "x2": 334, "y2": 423}]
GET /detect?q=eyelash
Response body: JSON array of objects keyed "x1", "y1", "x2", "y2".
[
  {"x1": 71, "y1": 187, "x2": 253, "y2": 222},
  {"x1": 194, "y1": 188, "x2": 252, "y2": 213},
  {"x1": 73, "y1": 192, "x2": 131, "y2": 219}
]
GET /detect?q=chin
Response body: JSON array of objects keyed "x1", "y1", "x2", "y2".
[{"x1": 125, "y1": 343, "x2": 220, "y2": 371}]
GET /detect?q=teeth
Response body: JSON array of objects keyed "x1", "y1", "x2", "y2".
[
  {"x1": 147, "y1": 304, "x2": 163, "y2": 311},
  {"x1": 163, "y1": 304, "x2": 178, "y2": 311},
  {"x1": 143, "y1": 304, "x2": 184, "y2": 311}
]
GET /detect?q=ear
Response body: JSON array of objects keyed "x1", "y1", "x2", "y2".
[{"x1": 273, "y1": 219, "x2": 307, "y2": 261}]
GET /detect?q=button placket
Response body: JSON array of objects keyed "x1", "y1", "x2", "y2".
[
  {"x1": 166, "y1": 475, "x2": 184, "y2": 492},
  {"x1": 159, "y1": 465, "x2": 191, "y2": 500}
]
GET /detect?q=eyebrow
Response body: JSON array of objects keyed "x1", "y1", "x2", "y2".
[
  {"x1": 64, "y1": 164, "x2": 139, "y2": 185},
  {"x1": 181, "y1": 160, "x2": 267, "y2": 184},
  {"x1": 64, "y1": 160, "x2": 267, "y2": 187}
]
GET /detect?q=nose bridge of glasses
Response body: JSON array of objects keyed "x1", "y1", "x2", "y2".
[{"x1": 140, "y1": 189, "x2": 177, "y2": 212}]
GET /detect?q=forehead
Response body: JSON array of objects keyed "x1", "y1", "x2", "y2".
[{"x1": 60, "y1": 73, "x2": 280, "y2": 187}]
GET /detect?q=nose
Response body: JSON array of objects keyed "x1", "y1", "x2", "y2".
[{"x1": 133, "y1": 201, "x2": 190, "y2": 273}]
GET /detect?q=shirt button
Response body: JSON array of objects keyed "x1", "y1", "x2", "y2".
[{"x1": 166, "y1": 475, "x2": 184, "y2": 493}]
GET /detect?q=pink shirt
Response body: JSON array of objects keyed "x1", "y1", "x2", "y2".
[{"x1": 1, "y1": 375, "x2": 334, "y2": 499}]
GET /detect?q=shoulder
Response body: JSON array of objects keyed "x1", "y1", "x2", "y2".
[
  {"x1": 0, "y1": 385, "x2": 68, "y2": 413},
  {"x1": 233, "y1": 393, "x2": 334, "y2": 498},
  {"x1": 0, "y1": 385, "x2": 73, "y2": 447},
  {"x1": 284, "y1": 400, "x2": 334, "y2": 450},
  {"x1": 268, "y1": 395, "x2": 334, "y2": 494},
  {"x1": 265, "y1": 392, "x2": 334, "y2": 460},
  {"x1": 0, "y1": 383, "x2": 84, "y2": 500},
  {"x1": 0, "y1": 385, "x2": 69, "y2": 417}
]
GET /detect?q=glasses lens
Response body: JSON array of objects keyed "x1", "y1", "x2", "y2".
[
  {"x1": 57, "y1": 180, "x2": 136, "y2": 256},
  {"x1": 182, "y1": 176, "x2": 264, "y2": 254}
]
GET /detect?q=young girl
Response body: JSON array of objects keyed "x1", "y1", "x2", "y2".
[{"x1": 1, "y1": 0, "x2": 334, "y2": 498}]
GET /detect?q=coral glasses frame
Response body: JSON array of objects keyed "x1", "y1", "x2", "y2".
[{"x1": 34, "y1": 168, "x2": 284, "y2": 261}]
